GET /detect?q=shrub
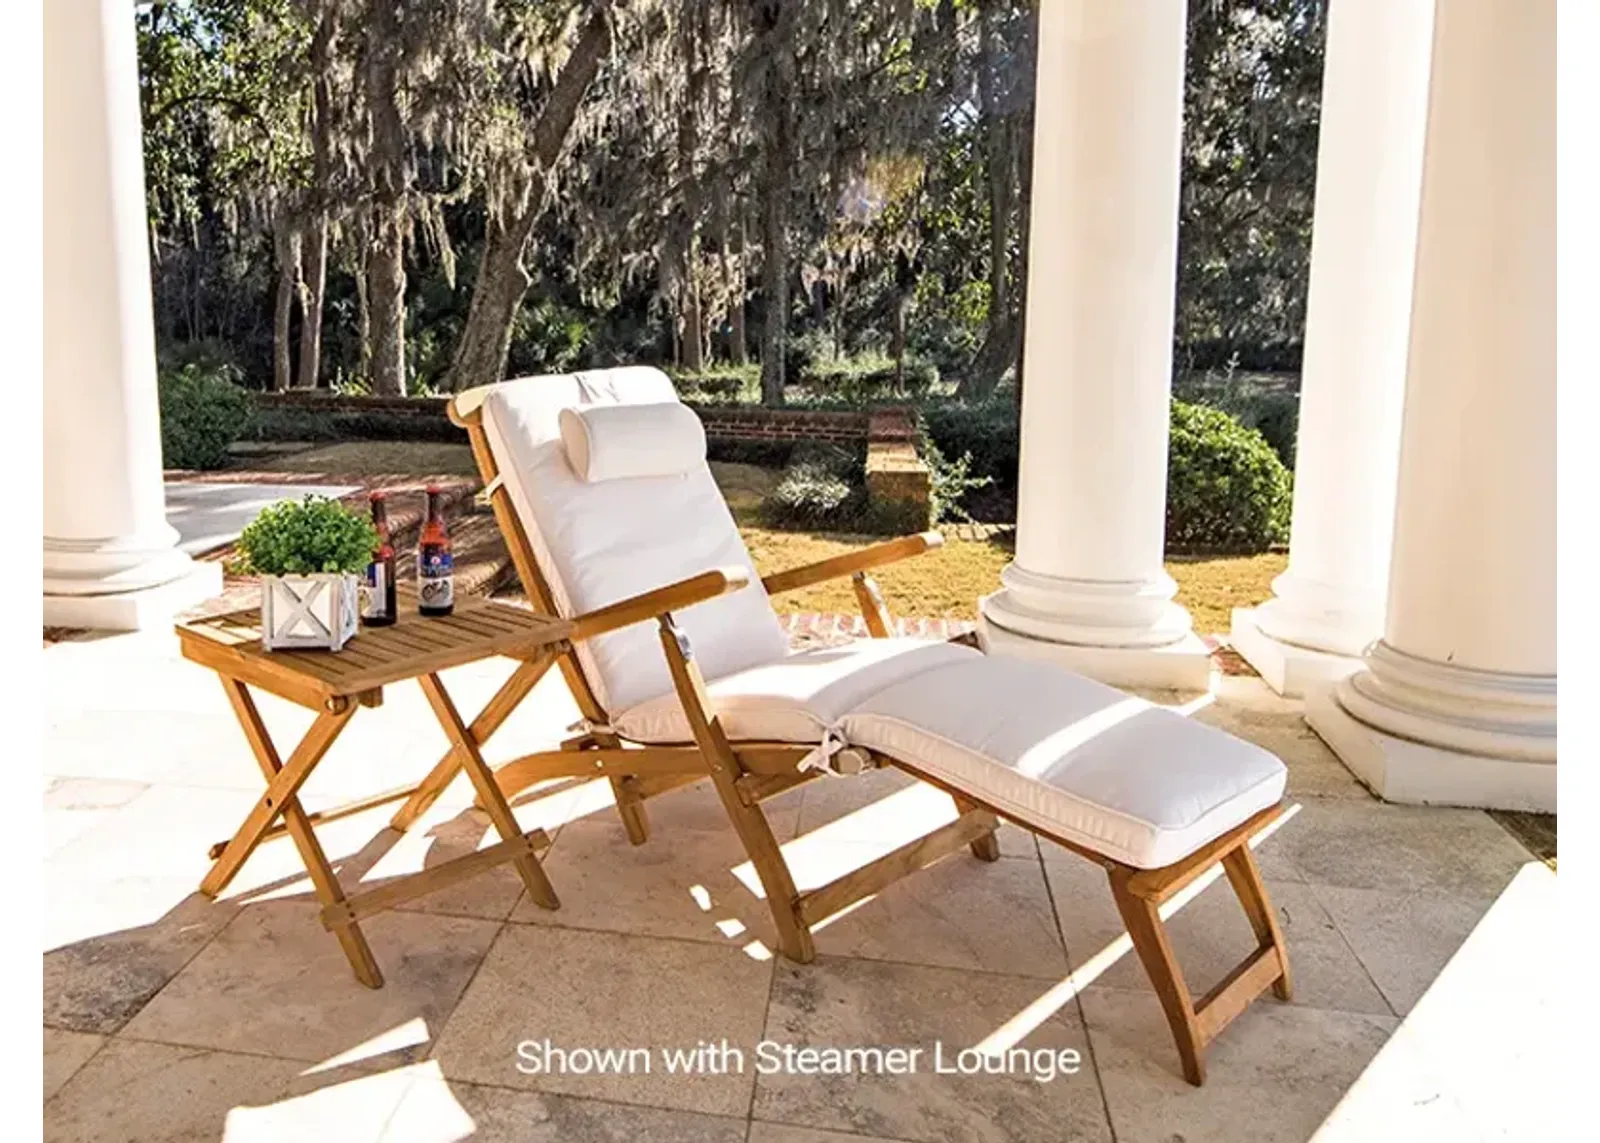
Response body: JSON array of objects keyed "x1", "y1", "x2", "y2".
[
  {"x1": 761, "y1": 444, "x2": 865, "y2": 530},
  {"x1": 1174, "y1": 367, "x2": 1301, "y2": 467},
  {"x1": 783, "y1": 328, "x2": 839, "y2": 381},
  {"x1": 1228, "y1": 388, "x2": 1299, "y2": 468},
  {"x1": 802, "y1": 354, "x2": 939, "y2": 401},
  {"x1": 236, "y1": 495, "x2": 379, "y2": 576},
  {"x1": 668, "y1": 363, "x2": 761, "y2": 403},
  {"x1": 1166, "y1": 400, "x2": 1292, "y2": 552},
  {"x1": 918, "y1": 399, "x2": 1020, "y2": 494},
  {"x1": 762, "y1": 462, "x2": 856, "y2": 529},
  {"x1": 921, "y1": 437, "x2": 994, "y2": 525},
  {"x1": 158, "y1": 363, "x2": 255, "y2": 469}
]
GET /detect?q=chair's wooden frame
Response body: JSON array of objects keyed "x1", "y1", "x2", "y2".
[{"x1": 445, "y1": 385, "x2": 1291, "y2": 1085}]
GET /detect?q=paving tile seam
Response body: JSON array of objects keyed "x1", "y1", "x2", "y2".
[
  {"x1": 42, "y1": 1030, "x2": 113, "y2": 1107},
  {"x1": 1034, "y1": 835, "x2": 1120, "y2": 1143},
  {"x1": 1297, "y1": 883, "x2": 1406, "y2": 1021}
]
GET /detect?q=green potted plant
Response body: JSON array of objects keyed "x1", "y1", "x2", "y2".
[{"x1": 236, "y1": 495, "x2": 379, "y2": 651}]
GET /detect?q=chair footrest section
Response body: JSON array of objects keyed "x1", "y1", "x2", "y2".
[
  {"x1": 1194, "y1": 943, "x2": 1287, "y2": 1045},
  {"x1": 798, "y1": 809, "x2": 997, "y2": 927},
  {"x1": 320, "y1": 828, "x2": 552, "y2": 930}
]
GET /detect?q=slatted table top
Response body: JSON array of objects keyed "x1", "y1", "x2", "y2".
[{"x1": 176, "y1": 588, "x2": 571, "y2": 705}]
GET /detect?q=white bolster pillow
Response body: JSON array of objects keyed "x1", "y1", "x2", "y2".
[{"x1": 558, "y1": 401, "x2": 708, "y2": 482}]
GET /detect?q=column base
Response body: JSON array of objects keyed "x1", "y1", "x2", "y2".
[
  {"x1": 1229, "y1": 607, "x2": 1364, "y2": 698},
  {"x1": 1306, "y1": 683, "x2": 1555, "y2": 812},
  {"x1": 979, "y1": 600, "x2": 1213, "y2": 692},
  {"x1": 44, "y1": 560, "x2": 222, "y2": 632}
]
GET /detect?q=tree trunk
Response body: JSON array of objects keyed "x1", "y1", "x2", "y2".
[
  {"x1": 682, "y1": 280, "x2": 704, "y2": 372},
  {"x1": 959, "y1": 0, "x2": 1018, "y2": 401},
  {"x1": 759, "y1": 183, "x2": 789, "y2": 404},
  {"x1": 367, "y1": 208, "x2": 406, "y2": 395},
  {"x1": 272, "y1": 216, "x2": 301, "y2": 393},
  {"x1": 296, "y1": 215, "x2": 327, "y2": 388},
  {"x1": 354, "y1": 218, "x2": 372, "y2": 384},
  {"x1": 448, "y1": 210, "x2": 537, "y2": 391},
  {"x1": 756, "y1": 0, "x2": 796, "y2": 406},
  {"x1": 676, "y1": 8, "x2": 707, "y2": 376},
  {"x1": 365, "y1": 0, "x2": 408, "y2": 395},
  {"x1": 1012, "y1": 74, "x2": 1036, "y2": 414},
  {"x1": 298, "y1": 3, "x2": 335, "y2": 390},
  {"x1": 729, "y1": 208, "x2": 748, "y2": 365},
  {"x1": 444, "y1": 11, "x2": 612, "y2": 392}
]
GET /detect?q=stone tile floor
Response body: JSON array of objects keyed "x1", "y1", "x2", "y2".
[{"x1": 43, "y1": 628, "x2": 1558, "y2": 1142}]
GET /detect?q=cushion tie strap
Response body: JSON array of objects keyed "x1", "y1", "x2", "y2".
[{"x1": 798, "y1": 728, "x2": 869, "y2": 777}]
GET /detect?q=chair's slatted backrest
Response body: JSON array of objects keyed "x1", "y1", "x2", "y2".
[{"x1": 458, "y1": 367, "x2": 789, "y2": 719}]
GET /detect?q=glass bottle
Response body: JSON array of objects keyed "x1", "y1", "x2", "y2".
[
  {"x1": 363, "y1": 491, "x2": 398, "y2": 626},
  {"x1": 417, "y1": 485, "x2": 455, "y2": 617}
]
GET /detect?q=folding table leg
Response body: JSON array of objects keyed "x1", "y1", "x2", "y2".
[
  {"x1": 418, "y1": 672, "x2": 561, "y2": 910},
  {"x1": 203, "y1": 684, "x2": 355, "y2": 899},
  {"x1": 390, "y1": 652, "x2": 557, "y2": 832},
  {"x1": 215, "y1": 679, "x2": 385, "y2": 989}
]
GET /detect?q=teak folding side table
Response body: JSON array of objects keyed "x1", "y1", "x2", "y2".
[{"x1": 176, "y1": 589, "x2": 571, "y2": 988}]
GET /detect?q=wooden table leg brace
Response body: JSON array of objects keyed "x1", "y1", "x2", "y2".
[{"x1": 199, "y1": 670, "x2": 559, "y2": 989}]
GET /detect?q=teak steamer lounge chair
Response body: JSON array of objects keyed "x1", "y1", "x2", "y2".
[{"x1": 418, "y1": 367, "x2": 1292, "y2": 1086}]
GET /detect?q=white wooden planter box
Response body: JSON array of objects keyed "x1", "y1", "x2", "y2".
[{"x1": 260, "y1": 573, "x2": 360, "y2": 652}]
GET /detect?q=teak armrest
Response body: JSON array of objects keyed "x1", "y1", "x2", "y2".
[
  {"x1": 569, "y1": 567, "x2": 753, "y2": 642},
  {"x1": 761, "y1": 531, "x2": 943, "y2": 596}
]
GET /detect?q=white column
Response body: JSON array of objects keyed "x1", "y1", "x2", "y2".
[
  {"x1": 44, "y1": 0, "x2": 220, "y2": 629},
  {"x1": 1231, "y1": 0, "x2": 1435, "y2": 697},
  {"x1": 1308, "y1": 0, "x2": 1556, "y2": 811},
  {"x1": 978, "y1": 0, "x2": 1209, "y2": 691}
]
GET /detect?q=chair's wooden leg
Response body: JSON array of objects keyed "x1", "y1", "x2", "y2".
[
  {"x1": 1222, "y1": 845, "x2": 1293, "y2": 1001},
  {"x1": 1108, "y1": 870, "x2": 1206, "y2": 1086},
  {"x1": 217, "y1": 679, "x2": 383, "y2": 988},
  {"x1": 951, "y1": 793, "x2": 1001, "y2": 862},
  {"x1": 657, "y1": 615, "x2": 815, "y2": 963},
  {"x1": 852, "y1": 571, "x2": 893, "y2": 638},
  {"x1": 391, "y1": 652, "x2": 557, "y2": 831},
  {"x1": 418, "y1": 673, "x2": 560, "y2": 910},
  {"x1": 610, "y1": 775, "x2": 651, "y2": 845}
]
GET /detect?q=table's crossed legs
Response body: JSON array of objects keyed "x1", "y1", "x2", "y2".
[{"x1": 199, "y1": 658, "x2": 561, "y2": 988}]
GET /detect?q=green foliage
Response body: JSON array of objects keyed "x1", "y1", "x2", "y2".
[
  {"x1": 1174, "y1": 362, "x2": 1301, "y2": 467},
  {"x1": 249, "y1": 406, "x2": 464, "y2": 445},
  {"x1": 1166, "y1": 400, "x2": 1292, "y2": 553},
  {"x1": 761, "y1": 446, "x2": 865, "y2": 530},
  {"x1": 919, "y1": 399, "x2": 1021, "y2": 493},
  {"x1": 1177, "y1": 2, "x2": 1326, "y2": 369},
  {"x1": 507, "y1": 297, "x2": 595, "y2": 377},
  {"x1": 800, "y1": 355, "x2": 940, "y2": 402},
  {"x1": 158, "y1": 363, "x2": 255, "y2": 469},
  {"x1": 236, "y1": 495, "x2": 380, "y2": 576},
  {"x1": 921, "y1": 438, "x2": 994, "y2": 526},
  {"x1": 140, "y1": 1, "x2": 1323, "y2": 405},
  {"x1": 668, "y1": 364, "x2": 763, "y2": 404}
]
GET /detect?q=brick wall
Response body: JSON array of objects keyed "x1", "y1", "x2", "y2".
[{"x1": 253, "y1": 391, "x2": 869, "y2": 446}]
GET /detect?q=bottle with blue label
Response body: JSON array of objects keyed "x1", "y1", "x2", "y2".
[
  {"x1": 363, "y1": 491, "x2": 398, "y2": 626},
  {"x1": 417, "y1": 485, "x2": 454, "y2": 617}
]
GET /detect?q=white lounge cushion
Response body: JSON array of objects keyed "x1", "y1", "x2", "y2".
[
  {"x1": 615, "y1": 637, "x2": 980, "y2": 745},
  {"x1": 559, "y1": 401, "x2": 707, "y2": 482},
  {"x1": 838, "y1": 656, "x2": 1287, "y2": 869},
  {"x1": 481, "y1": 369, "x2": 789, "y2": 715}
]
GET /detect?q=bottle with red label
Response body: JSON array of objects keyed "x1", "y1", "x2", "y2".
[
  {"x1": 417, "y1": 485, "x2": 455, "y2": 617},
  {"x1": 363, "y1": 491, "x2": 398, "y2": 626}
]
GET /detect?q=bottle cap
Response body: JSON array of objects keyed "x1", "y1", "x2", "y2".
[
  {"x1": 369, "y1": 490, "x2": 388, "y2": 502},
  {"x1": 425, "y1": 483, "x2": 442, "y2": 495}
]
